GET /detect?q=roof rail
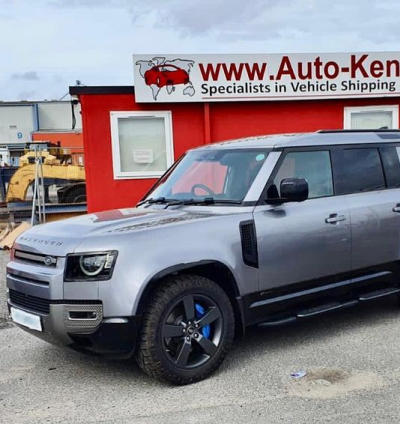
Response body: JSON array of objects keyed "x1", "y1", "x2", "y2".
[{"x1": 317, "y1": 129, "x2": 400, "y2": 133}]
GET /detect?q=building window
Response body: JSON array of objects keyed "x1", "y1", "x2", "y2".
[
  {"x1": 344, "y1": 105, "x2": 399, "y2": 130},
  {"x1": 110, "y1": 111, "x2": 174, "y2": 179}
]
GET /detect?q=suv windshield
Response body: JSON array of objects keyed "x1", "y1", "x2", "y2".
[{"x1": 144, "y1": 148, "x2": 269, "y2": 204}]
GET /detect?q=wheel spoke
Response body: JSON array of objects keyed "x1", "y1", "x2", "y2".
[
  {"x1": 196, "y1": 334, "x2": 218, "y2": 356},
  {"x1": 163, "y1": 324, "x2": 184, "y2": 338},
  {"x1": 196, "y1": 307, "x2": 220, "y2": 328},
  {"x1": 176, "y1": 340, "x2": 192, "y2": 367},
  {"x1": 182, "y1": 295, "x2": 195, "y2": 322}
]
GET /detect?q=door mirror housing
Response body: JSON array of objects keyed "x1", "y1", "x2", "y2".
[{"x1": 279, "y1": 178, "x2": 309, "y2": 202}]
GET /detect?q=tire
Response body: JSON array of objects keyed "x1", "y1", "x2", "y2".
[{"x1": 135, "y1": 274, "x2": 235, "y2": 385}]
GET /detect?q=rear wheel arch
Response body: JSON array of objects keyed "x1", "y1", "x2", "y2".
[{"x1": 135, "y1": 260, "x2": 245, "y2": 336}]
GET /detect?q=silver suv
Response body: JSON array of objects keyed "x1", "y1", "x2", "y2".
[{"x1": 7, "y1": 130, "x2": 400, "y2": 384}]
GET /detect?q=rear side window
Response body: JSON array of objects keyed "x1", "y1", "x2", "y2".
[
  {"x1": 380, "y1": 146, "x2": 400, "y2": 188},
  {"x1": 271, "y1": 150, "x2": 333, "y2": 199},
  {"x1": 333, "y1": 148, "x2": 385, "y2": 195}
]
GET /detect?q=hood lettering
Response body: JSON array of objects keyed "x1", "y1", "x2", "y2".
[
  {"x1": 107, "y1": 212, "x2": 216, "y2": 233},
  {"x1": 19, "y1": 236, "x2": 63, "y2": 246}
]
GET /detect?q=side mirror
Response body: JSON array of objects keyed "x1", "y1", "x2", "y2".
[{"x1": 280, "y1": 178, "x2": 308, "y2": 202}]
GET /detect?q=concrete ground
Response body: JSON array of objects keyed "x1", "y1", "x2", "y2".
[{"x1": 2, "y1": 249, "x2": 400, "y2": 423}]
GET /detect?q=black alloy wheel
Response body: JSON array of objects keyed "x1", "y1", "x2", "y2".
[
  {"x1": 135, "y1": 275, "x2": 235, "y2": 385},
  {"x1": 162, "y1": 293, "x2": 223, "y2": 369}
]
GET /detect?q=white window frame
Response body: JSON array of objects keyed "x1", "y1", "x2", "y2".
[
  {"x1": 344, "y1": 105, "x2": 399, "y2": 130},
  {"x1": 110, "y1": 111, "x2": 174, "y2": 179}
]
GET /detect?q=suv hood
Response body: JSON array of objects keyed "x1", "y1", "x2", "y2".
[{"x1": 14, "y1": 207, "x2": 219, "y2": 256}]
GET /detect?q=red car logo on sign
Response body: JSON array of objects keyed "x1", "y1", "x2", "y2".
[{"x1": 144, "y1": 65, "x2": 190, "y2": 88}]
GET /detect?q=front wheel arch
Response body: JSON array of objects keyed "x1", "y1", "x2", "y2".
[{"x1": 135, "y1": 261, "x2": 245, "y2": 337}]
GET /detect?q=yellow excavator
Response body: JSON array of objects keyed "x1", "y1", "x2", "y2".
[{"x1": 6, "y1": 147, "x2": 85, "y2": 203}]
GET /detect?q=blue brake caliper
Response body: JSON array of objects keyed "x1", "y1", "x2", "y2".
[{"x1": 195, "y1": 303, "x2": 210, "y2": 339}]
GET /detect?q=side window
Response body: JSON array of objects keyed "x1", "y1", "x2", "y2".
[
  {"x1": 271, "y1": 151, "x2": 333, "y2": 199},
  {"x1": 333, "y1": 148, "x2": 385, "y2": 195},
  {"x1": 380, "y1": 146, "x2": 400, "y2": 189}
]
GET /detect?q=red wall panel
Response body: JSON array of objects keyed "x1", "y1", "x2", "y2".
[
  {"x1": 80, "y1": 94, "x2": 205, "y2": 212},
  {"x1": 209, "y1": 98, "x2": 400, "y2": 140},
  {"x1": 79, "y1": 92, "x2": 400, "y2": 213}
]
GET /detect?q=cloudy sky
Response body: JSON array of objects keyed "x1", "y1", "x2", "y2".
[{"x1": 1, "y1": 0, "x2": 400, "y2": 100}]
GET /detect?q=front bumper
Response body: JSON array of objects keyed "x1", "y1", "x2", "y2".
[
  {"x1": 8, "y1": 299, "x2": 141, "y2": 357},
  {"x1": 7, "y1": 250, "x2": 142, "y2": 357}
]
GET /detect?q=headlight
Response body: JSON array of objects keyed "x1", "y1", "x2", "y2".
[
  {"x1": 65, "y1": 251, "x2": 118, "y2": 282},
  {"x1": 79, "y1": 255, "x2": 107, "y2": 276}
]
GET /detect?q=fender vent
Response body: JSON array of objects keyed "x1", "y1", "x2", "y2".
[{"x1": 240, "y1": 220, "x2": 258, "y2": 268}]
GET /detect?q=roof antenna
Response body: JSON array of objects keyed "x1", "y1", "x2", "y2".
[
  {"x1": 59, "y1": 92, "x2": 69, "y2": 101},
  {"x1": 59, "y1": 80, "x2": 85, "y2": 101}
]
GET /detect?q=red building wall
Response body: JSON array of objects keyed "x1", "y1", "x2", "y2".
[{"x1": 78, "y1": 91, "x2": 400, "y2": 213}]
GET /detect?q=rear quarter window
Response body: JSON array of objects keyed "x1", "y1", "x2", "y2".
[
  {"x1": 380, "y1": 146, "x2": 400, "y2": 189},
  {"x1": 332, "y1": 148, "x2": 386, "y2": 195}
]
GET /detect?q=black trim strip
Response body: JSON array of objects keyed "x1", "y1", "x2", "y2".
[
  {"x1": 69, "y1": 86, "x2": 135, "y2": 95},
  {"x1": 318, "y1": 129, "x2": 400, "y2": 134},
  {"x1": 250, "y1": 271, "x2": 392, "y2": 309}
]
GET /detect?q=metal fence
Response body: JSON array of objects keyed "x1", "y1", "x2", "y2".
[{"x1": 0, "y1": 145, "x2": 86, "y2": 227}]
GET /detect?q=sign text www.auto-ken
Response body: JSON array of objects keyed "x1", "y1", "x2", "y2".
[{"x1": 199, "y1": 55, "x2": 398, "y2": 97}]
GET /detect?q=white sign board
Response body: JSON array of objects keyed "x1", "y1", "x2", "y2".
[
  {"x1": 132, "y1": 149, "x2": 154, "y2": 164},
  {"x1": 133, "y1": 52, "x2": 400, "y2": 103}
]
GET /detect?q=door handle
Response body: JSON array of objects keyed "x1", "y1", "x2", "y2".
[
  {"x1": 325, "y1": 214, "x2": 346, "y2": 224},
  {"x1": 393, "y1": 204, "x2": 400, "y2": 213}
]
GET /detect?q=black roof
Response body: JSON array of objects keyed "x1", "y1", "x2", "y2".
[{"x1": 69, "y1": 86, "x2": 135, "y2": 95}]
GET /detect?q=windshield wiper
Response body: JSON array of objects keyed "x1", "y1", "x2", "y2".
[
  {"x1": 137, "y1": 197, "x2": 170, "y2": 206},
  {"x1": 173, "y1": 198, "x2": 242, "y2": 206},
  {"x1": 138, "y1": 197, "x2": 194, "y2": 208},
  {"x1": 138, "y1": 197, "x2": 242, "y2": 208}
]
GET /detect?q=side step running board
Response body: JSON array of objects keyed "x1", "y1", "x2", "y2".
[
  {"x1": 297, "y1": 300, "x2": 358, "y2": 318},
  {"x1": 257, "y1": 286, "x2": 400, "y2": 328},
  {"x1": 258, "y1": 300, "x2": 359, "y2": 327},
  {"x1": 258, "y1": 317, "x2": 297, "y2": 328},
  {"x1": 359, "y1": 287, "x2": 400, "y2": 301}
]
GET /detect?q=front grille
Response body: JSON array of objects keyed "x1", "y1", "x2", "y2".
[
  {"x1": 14, "y1": 250, "x2": 57, "y2": 267},
  {"x1": 9, "y1": 289, "x2": 50, "y2": 315},
  {"x1": 9, "y1": 289, "x2": 103, "y2": 316}
]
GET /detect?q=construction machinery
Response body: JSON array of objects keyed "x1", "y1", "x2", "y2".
[{"x1": 6, "y1": 144, "x2": 85, "y2": 203}]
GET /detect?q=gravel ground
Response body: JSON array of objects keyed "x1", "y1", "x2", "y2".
[{"x1": 2, "y1": 250, "x2": 400, "y2": 423}]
